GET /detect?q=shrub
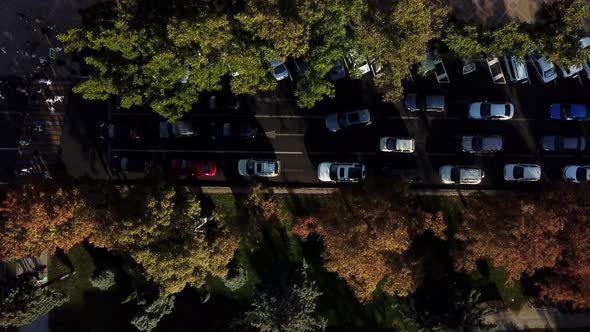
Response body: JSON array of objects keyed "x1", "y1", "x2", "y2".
[{"x1": 89, "y1": 269, "x2": 116, "y2": 290}]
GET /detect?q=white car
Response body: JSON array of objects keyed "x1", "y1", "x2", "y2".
[
  {"x1": 462, "y1": 135, "x2": 503, "y2": 153},
  {"x1": 504, "y1": 164, "x2": 541, "y2": 182},
  {"x1": 270, "y1": 59, "x2": 289, "y2": 81},
  {"x1": 317, "y1": 162, "x2": 366, "y2": 183},
  {"x1": 486, "y1": 57, "x2": 506, "y2": 84},
  {"x1": 325, "y1": 109, "x2": 371, "y2": 132},
  {"x1": 581, "y1": 37, "x2": 590, "y2": 79},
  {"x1": 468, "y1": 102, "x2": 514, "y2": 120},
  {"x1": 439, "y1": 165, "x2": 484, "y2": 185},
  {"x1": 503, "y1": 55, "x2": 529, "y2": 83},
  {"x1": 238, "y1": 159, "x2": 280, "y2": 177},
  {"x1": 559, "y1": 63, "x2": 583, "y2": 78},
  {"x1": 379, "y1": 137, "x2": 415, "y2": 153},
  {"x1": 528, "y1": 53, "x2": 558, "y2": 83},
  {"x1": 562, "y1": 165, "x2": 590, "y2": 183}
]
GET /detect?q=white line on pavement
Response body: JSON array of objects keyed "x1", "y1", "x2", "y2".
[
  {"x1": 282, "y1": 169, "x2": 305, "y2": 172},
  {"x1": 0, "y1": 147, "x2": 18, "y2": 151},
  {"x1": 274, "y1": 133, "x2": 305, "y2": 137},
  {"x1": 112, "y1": 149, "x2": 305, "y2": 154}
]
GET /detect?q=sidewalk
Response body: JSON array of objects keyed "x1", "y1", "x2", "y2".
[{"x1": 484, "y1": 305, "x2": 590, "y2": 330}]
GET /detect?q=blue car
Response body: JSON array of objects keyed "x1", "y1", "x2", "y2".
[{"x1": 549, "y1": 103, "x2": 588, "y2": 120}]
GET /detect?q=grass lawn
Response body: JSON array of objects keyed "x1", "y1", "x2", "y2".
[
  {"x1": 48, "y1": 244, "x2": 138, "y2": 332},
  {"x1": 468, "y1": 259, "x2": 527, "y2": 311}
]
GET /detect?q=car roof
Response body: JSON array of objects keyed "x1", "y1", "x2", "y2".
[{"x1": 570, "y1": 104, "x2": 588, "y2": 117}]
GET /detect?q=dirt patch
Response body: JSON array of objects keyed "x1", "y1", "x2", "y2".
[{"x1": 448, "y1": 0, "x2": 590, "y2": 34}]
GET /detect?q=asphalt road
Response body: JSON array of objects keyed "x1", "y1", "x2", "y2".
[{"x1": 88, "y1": 57, "x2": 590, "y2": 190}]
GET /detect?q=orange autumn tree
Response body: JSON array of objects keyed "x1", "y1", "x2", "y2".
[
  {"x1": 537, "y1": 184, "x2": 590, "y2": 308},
  {"x1": 453, "y1": 192, "x2": 564, "y2": 280},
  {"x1": 0, "y1": 184, "x2": 95, "y2": 260},
  {"x1": 291, "y1": 190, "x2": 445, "y2": 302}
]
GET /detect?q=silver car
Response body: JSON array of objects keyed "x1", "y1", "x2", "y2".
[
  {"x1": 379, "y1": 137, "x2": 415, "y2": 153},
  {"x1": 317, "y1": 162, "x2": 366, "y2": 183},
  {"x1": 238, "y1": 159, "x2": 280, "y2": 177},
  {"x1": 462, "y1": 135, "x2": 503, "y2": 153},
  {"x1": 468, "y1": 102, "x2": 514, "y2": 120},
  {"x1": 504, "y1": 164, "x2": 541, "y2": 182},
  {"x1": 270, "y1": 59, "x2": 289, "y2": 81},
  {"x1": 325, "y1": 109, "x2": 371, "y2": 132},
  {"x1": 562, "y1": 165, "x2": 590, "y2": 183},
  {"x1": 541, "y1": 136, "x2": 586, "y2": 152},
  {"x1": 439, "y1": 165, "x2": 484, "y2": 185}
]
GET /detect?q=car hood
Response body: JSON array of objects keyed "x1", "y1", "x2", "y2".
[
  {"x1": 570, "y1": 104, "x2": 588, "y2": 118},
  {"x1": 325, "y1": 114, "x2": 340, "y2": 132},
  {"x1": 317, "y1": 163, "x2": 332, "y2": 181}
]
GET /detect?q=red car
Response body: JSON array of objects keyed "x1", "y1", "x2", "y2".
[{"x1": 170, "y1": 160, "x2": 217, "y2": 177}]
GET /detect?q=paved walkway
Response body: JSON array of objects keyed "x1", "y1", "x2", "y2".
[{"x1": 484, "y1": 305, "x2": 590, "y2": 330}]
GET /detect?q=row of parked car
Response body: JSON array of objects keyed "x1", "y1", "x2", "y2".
[{"x1": 438, "y1": 164, "x2": 590, "y2": 184}]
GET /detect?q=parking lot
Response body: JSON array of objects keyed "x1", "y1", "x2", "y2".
[{"x1": 83, "y1": 54, "x2": 590, "y2": 191}]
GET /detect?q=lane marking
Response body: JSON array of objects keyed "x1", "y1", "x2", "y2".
[
  {"x1": 112, "y1": 148, "x2": 304, "y2": 154},
  {"x1": 274, "y1": 133, "x2": 305, "y2": 137},
  {"x1": 282, "y1": 168, "x2": 305, "y2": 172}
]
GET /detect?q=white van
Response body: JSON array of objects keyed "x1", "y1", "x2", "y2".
[{"x1": 503, "y1": 55, "x2": 529, "y2": 83}]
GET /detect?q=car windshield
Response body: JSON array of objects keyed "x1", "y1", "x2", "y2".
[
  {"x1": 337, "y1": 114, "x2": 347, "y2": 128},
  {"x1": 472, "y1": 136, "x2": 482, "y2": 151},
  {"x1": 386, "y1": 138, "x2": 397, "y2": 151},
  {"x1": 347, "y1": 112, "x2": 360, "y2": 123},
  {"x1": 555, "y1": 136, "x2": 564, "y2": 149},
  {"x1": 544, "y1": 68, "x2": 556, "y2": 78},
  {"x1": 514, "y1": 166, "x2": 524, "y2": 179},
  {"x1": 274, "y1": 64, "x2": 287, "y2": 75},
  {"x1": 576, "y1": 168, "x2": 589, "y2": 181},
  {"x1": 561, "y1": 104, "x2": 571, "y2": 118},
  {"x1": 450, "y1": 167, "x2": 461, "y2": 182},
  {"x1": 329, "y1": 164, "x2": 339, "y2": 180},
  {"x1": 246, "y1": 160, "x2": 255, "y2": 174},
  {"x1": 504, "y1": 104, "x2": 511, "y2": 116},
  {"x1": 481, "y1": 103, "x2": 491, "y2": 117}
]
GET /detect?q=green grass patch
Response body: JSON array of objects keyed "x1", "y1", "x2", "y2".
[
  {"x1": 49, "y1": 244, "x2": 96, "y2": 309},
  {"x1": 468, "y1": 260, "x2": 527, "y2": 311},
  {"x1": 5, "y1": 260, "x2": 17, "y2": 278},
  {"x1": 206, "y1": 246, "x2": 259, "y2": 302}
]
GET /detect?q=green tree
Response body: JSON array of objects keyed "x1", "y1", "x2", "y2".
[
  {"x1": 239, "y1": 265, "x2": 326, "y2": 332},
  {"x1": 487, "y1": 23, "x2": 536, "y2": 59},
  {"x1": 443, "y1": 25, "x2": 487, "y2": 59},
  {"x1": 359, "y1": 0, "x2": 448, "y2": 103},
  {"x1": 0, "y1": 273, "x2": 69, "y2": 327},
  {"x1": 130, "y1": 295, "x2": 176, "y2": 332},
  {"x1": 89, "y1": 269, "x2": 116, "y2": 290},
  {"x1": 90, "y1": 183, "x2": 239, "y2": 296}
]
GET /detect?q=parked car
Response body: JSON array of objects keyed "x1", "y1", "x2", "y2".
[
  {"x1": 317, "y1": 162, "x2": 366, "y2": 183},
  {"x1": 503, "y1": 55, "x2": 529, "y2": 83},
  {"x1": 439, "y1": 165, "x2": 484, "y2": 185},
  {"x1": 170, "y1": 159, "x2": 216, "y2": 177},
  {"x1": 504, "y1": 164, "x2": 541, "y2": 182},
  {"x1": 344, "y1": 50, "x2": 371, "y2": 76},
  {"x1": 379, "y1": 137, "x2": 415, "y2": 153},
  {"x1": 208, "y1": 94, "x2": 240, "y2": 110},
  {"x1": 238, "y1": 159, "x2": 280, "y2": 177},
  {"x1": 270, "y1": 59, "x2": 290, "y2": 81},
  {"x1": 468, "y1": 102, "x2": 514, "y2": 120},
  {"x1": 559, "y1": 63, "x2": 583, "y2": 78},
  {"x1": 541, "y1": 136, "x2": 586, "y2": 152},
  {"x1": 159, "y1": 120, "x2": 197, "y2": 138},
  {"x1": 433, "y1": 58, "x2": 450, "y2": 83},
  {"x1": 325, "y1": 109, "x2": 371, "y2": 132},
  {"x1": 111, "y1": 155, "x2": 146, "y2": 173},
  {"x1": 404, "y1": 94, "x2": 446, "y2": 112},
  {"x1": 549, "y1": 103, "x2": 588, "y2": 120},
  {"x1": 562, "y1": 165, "x2": 590, "y2": 183},
  {"x1": 99, "y1": 122, "x2": 142, "y2": 140},
  {"x1": 462, "y1": 135, "x2": 504, "y2": 153},
  {"x1": 486, "y1": 57, "x2": 506, "y2": 84},
  {"x1": 528, "y1": 53, "x2": 558, "y2": 83},
  {"x1": 328, "y1": 60, "x2": 346, "y2": 81},
  {"x1": 582, "y1": 37, "x2": 590, "y2": 78},
  {"x1": 209, "y1": 121, "x2": 257, "y2": 140}
]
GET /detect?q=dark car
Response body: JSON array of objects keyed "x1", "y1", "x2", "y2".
[
  {"x1": 100, "y1": 123, "x2": 142, "y2": 140},
  {"x1": 549, "y1": 104, "x2": 588, "y2": 120},
  {"x1": 170, "y1": 160, "x2": 217, "y2": 177},
  {"x1": 111, "y1": 155, "x2": 146, "y2": 173},
  {"x1": 541, "y1": 136, "x2": 586, "y2": 152},
  {"x1": 209, "y1": 121, "x2": 258, "y2": 140}
]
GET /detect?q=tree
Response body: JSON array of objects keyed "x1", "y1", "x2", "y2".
[
  {"x1": 537, "y1": 0, "x2": 590, "y2": 67},
  {"x1": 90, "y1": 183, "x2": 239, "y2": 296},
  {"x1": 131, "y1": 295, "x2": 176, "y2": 332},
  {"x1": 359, "y1": 0, "x2": 448, "y2": 103},
  {"x1": 536, "y1": 184, "x2": 590, "y2": 308},
  {"x1": 0, "y1": 184, "x2": 96, "y2": 261},
  {"x1": 291, "y1": 190, "x2": 446, "y2": 302},
  {"x1": 0, "y1": 272, "x2": 69, "y2": 327},
  {"x1": 90, "y1": 269, "x2": 116, "y2": 290},
  {"x1": 443, "y1": 25, "x2": 487, "y2": 59},
  {"x1": 453, "y1": 192, "x2": 564, "y2": 280},
  {"x1": 59, "y1": 0, "x2": 274, "y2": 121},
  {"x1": 239, "y1": 265, "x2": 326, "y2": 332}
]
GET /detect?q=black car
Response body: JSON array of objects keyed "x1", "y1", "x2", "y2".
[
  {"x1": 209, "y1": 121, "x2": 258, "y2": 140},
  {"x1": 100, "y1": 123, "x2": 142, "y2": 141},
  {"x1": 110, "y1": 155, "x2": 146, "y2": 173}
]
